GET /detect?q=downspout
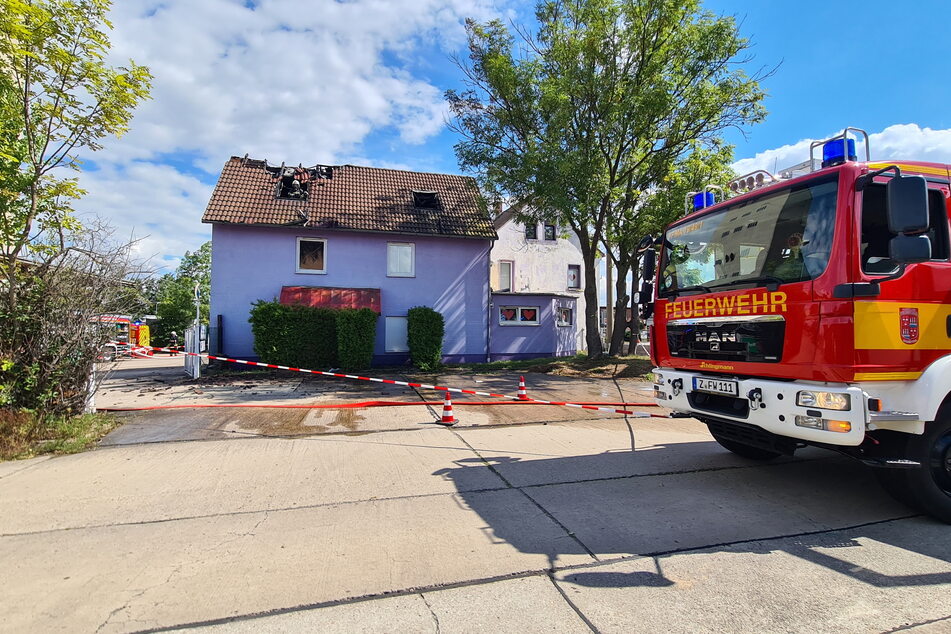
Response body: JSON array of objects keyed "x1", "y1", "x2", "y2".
[
  {"x1": 486, "y1": 200, "x2": 502, "y2": 363},
  {"x1": 486, "y1": 239, "x2": 493, "y2": 363}
]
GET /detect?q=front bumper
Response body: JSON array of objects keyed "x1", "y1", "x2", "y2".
[{"x1": 654, "y1": 368, "x2": 869, "y2": 446}]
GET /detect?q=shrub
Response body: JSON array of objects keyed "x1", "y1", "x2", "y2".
[
  {"x1": 407, "y1": 306, "x2": 444, "y2": 371},
  {"x1": 335, "y1": 308, "x2": 377, "y2": 370},
  {"x1": 249, "y1": 300, "x2": 337, "y2": 368}
]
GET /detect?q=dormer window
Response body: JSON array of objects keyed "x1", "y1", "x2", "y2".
[{"x1": 413, "y1": 190, "x2": 439, "y2": 209}]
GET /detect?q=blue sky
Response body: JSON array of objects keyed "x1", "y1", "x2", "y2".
[
  {"x1": 76, "y1": 0, "x2": 951, "y2": 272},
  {"x1": 708, "y1": 0, "x2": 951, "y2": 160}
]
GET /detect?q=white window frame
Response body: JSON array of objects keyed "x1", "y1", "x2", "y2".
[
  {"x1": 384, "y1": 316, "x2": 410, "y2": 352},
  {"x1": 498, "y1": 305, "x2": 540, "y2": 326},
  {"x1": 296, "y1": 237, "x2": 327, "y2": 274},
  {"x1": 557, "y1": 307, "x2": 573, "y2": 327},
  {"x1": 567, "y1": 264, "x2": 581, "y2": 290},
  {"x1": 499, "y1": 260, "x2": 514, "y2": 292},
  {"x1": 387, "y1": 242, "x2": 415, "y2": 277}
]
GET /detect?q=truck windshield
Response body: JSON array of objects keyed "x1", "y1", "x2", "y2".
[{"x1": 659, "y1": 175, "x2": 838, "y2": 295}]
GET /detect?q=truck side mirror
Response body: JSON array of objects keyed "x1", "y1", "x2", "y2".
[
  {"x1": 633, "y1": 282, "x2": 653, "y2": 305},
  {"x1": 890, "y1": 234, "x2": 931, "y2": 263},
  {"x1": 636, "y1": 234, "x2": 655, "y2": 253},
  {"x1": 886, "y1": 175, "x2": 928, "y2": 234},
  {"x1": 641, "y1": 249, "x2": 656, "y2": 281}
]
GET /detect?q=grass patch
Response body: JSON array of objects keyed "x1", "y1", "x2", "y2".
[
  {"x1": 0, "y1": 410, "x2": 119, "y2": 461},
  {"x1": 443, "y1": 354, "x2": 655, "y2": 380}
]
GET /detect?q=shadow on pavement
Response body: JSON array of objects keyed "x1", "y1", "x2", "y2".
[{"x1": 433, "y1": 446, "x2": 951, "y2": 590}]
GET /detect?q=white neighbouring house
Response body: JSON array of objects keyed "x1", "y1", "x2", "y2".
[{"x1": 490, "y1": 207, "x2": 588, "y2": 352}]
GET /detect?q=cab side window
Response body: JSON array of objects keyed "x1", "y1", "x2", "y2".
[{"x1": 861, "y1": 184, "x2": 949, "y2": 274}]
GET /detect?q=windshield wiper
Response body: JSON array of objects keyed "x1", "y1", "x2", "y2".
[
  {"x1": 709, "y1": 276, "x2": 785, "y2": 292},
  {"x1": 661, "y1": 284, "x2": 713, "y2": 298}
]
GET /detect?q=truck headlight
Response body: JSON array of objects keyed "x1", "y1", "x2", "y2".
[{"x1": 796, "y1": 390, "x2": 850, "y2": 411}]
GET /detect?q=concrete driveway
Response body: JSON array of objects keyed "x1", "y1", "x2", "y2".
[
  {"x1": 1, "y1": 391, "x2": 948, "y2": 633},
  {"x1": 94, "y1": 356, "x2": 659, "y2": 444}
]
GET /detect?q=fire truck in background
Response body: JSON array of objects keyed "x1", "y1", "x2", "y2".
[
  {"x1": 97, "y1": 315, "x2": 150, "y2": 361},
  {"x1": 638, "y1": 128, "x2": 951, "y2": 522}
]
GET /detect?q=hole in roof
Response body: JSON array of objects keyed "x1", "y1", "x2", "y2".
[
  {"x1": 265, "y1": 163, "x2": 334, "y2": 200},
  {"x1": 413, "y1": 191, "x2": 439, "y2": 209}
]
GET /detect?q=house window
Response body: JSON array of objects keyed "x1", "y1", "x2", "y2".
[
  {"x1": 567, "y1": 264, "x2": 581, "y2": 289},
  {"x1": 297, "y1": 237, "x2": 326, "y2": 274},
  {"x1": 385, "y1": 316, "x2": 409, "y2": 352},
  {"x1": 557, "y1": 307, "x2": 573, "y2": 326},
  {"x1": 499, "y1": 305, "x2": 539, "y2": 326},
  {"x1": 499, "y1": 260, "x2": 513, "y2": 292},
  {"x1": 387, "y1": 242, "x2": 415, "y2": 277},
  {"x1": 544, "y1": 224, "x2": 556, "y2": 241},
  {"x1": 525, "y1": 223, "x2": 537, "y2": 240}
]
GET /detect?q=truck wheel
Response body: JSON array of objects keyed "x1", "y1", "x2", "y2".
[
  {"x1": 893, "y1": 407, "x2": 951, "y2": 523},
  {"x1": 708, "y1": 427, "x2": 781, "y2": 461}
]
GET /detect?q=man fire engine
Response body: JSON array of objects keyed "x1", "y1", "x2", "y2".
[{"x1": 641, "y1": 128, "x2": 951, "y2": 523}]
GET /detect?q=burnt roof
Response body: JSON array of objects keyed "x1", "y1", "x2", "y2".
[{"x1": 201, "y1": 156, "x2": 496, "y2": 240}]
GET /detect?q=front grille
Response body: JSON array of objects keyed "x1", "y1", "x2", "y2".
[{"x1": 667, "y1": 319, "x2": 784, "y2": 363}]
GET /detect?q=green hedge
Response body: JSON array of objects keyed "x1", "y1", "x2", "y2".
[
  {"x1": 407, "y1": 306, "x2": 444, "y2": 371},
  {"x1": 335, "y1": 308, "x2": 377, "y2": 370},
  {"x1": 248, "y1": 300, "x2": 338, "y2": 368}
]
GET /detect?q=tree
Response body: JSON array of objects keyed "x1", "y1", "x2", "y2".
[
  {"x1": 447, "y1": 0, "x2": 767, "y2": 356},
  {"x1": 0, "y1": 0, "x2": 151, "y2": 289},
  {"x1": 0, "y1": 0, "x2": 150, "y2": 427},
  {"x1": 0, "y1": 221, "x2": 149, "y2": 422},
  {"x1": 155, "y1": 241, "x2": 211, "y2": 344},
  {"x1": 605, "y1": 140, "x2": 736, "y2": 355}
]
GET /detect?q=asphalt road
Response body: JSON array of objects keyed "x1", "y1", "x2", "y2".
[{"x1": 1, "y1": 409, "x2": 948, "y2": 632}]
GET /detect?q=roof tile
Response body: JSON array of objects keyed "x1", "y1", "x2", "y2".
[{"x1": 201, "y1": 157, "x2": 496, "y2": 240}]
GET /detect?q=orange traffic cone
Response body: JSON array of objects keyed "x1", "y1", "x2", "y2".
[
  {"x1": 440, "y1": 392, "x2": 456, "y2": 425},
  {"x1": 516, "y1": 376, "x2": 530, "y2": 401}
]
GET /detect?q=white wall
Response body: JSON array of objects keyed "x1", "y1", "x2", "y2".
[{"x1": 491, "y1": 218, "x2": 587, "y2": 351}]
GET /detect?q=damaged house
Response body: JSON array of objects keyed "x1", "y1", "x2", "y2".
[
  {"x1": 202, "y1": 156, "x2": 497, "y2": 364},
  {"x1": 202, "y1": 156, "x2": 583, "y2": 365}
]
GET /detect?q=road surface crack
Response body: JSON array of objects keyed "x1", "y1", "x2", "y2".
[
  {"x1": 548, "y1": 573, "x2": 599, "y2": 633},
  {"x1": 419, "y1": 592, "x2": 441, "y2": 633}
]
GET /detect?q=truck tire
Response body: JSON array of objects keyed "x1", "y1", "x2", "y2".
[
  {"x1": 708, "y1": 427, "x2": 781, "y2": 461},
  {"x1": 882, "y1": 406, "x2": 951, "y2": 524}
]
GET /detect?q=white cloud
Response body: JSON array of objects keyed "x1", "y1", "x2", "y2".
[
  {"x1": 77, "y1": 163, "x2": 215, "y2": 273},
  {"x1": 732, "y1": 123, "x2": 951, "y2": 174},
  {"x1": 72, "y1": 0, "x2": 502, "y2": 270},
  {"x1": 94, "y1": 0, "x2": 498, "y2": 169}
]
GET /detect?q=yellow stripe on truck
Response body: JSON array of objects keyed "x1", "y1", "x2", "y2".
[
  {"x1": 867, "y1": 162, "x2": 949, "y2": 177},
  {"x1": 854, "y1": 301, "x2": 951, "y2": 350},
  {"x1": 853, "y1": 371, "x2": 923, "y2": 381}
]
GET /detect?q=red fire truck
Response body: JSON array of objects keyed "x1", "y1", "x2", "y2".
[{"x1": 641, "y1": 128, "x2": 951, "y2": 522}]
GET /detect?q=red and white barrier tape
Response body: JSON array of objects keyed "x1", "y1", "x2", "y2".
[{"x1": 118, "y1": 344, "x2": 664, "y2": 419}]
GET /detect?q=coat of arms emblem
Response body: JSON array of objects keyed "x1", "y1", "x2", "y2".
[{"x1": 899, "y1": 307, "x2": 919, "y2": 345}]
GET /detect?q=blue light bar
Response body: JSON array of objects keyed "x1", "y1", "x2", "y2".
[
  {"x1": 821, "y1": 138, "x2": 857, "y2": 168},
  {"x1": 692, "y1": 192, "x2": 715, "y2": 210}
]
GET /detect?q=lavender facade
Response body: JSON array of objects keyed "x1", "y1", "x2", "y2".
[
  {"x1": 489, "y1": 292, "x2": 578, "y2": 360},
  {"x1": 210, "y1": 224, "x2": 491, "y2": 364},
  {"x1": 203, "y1": 157, "x2": 582, "y2": 366}
]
